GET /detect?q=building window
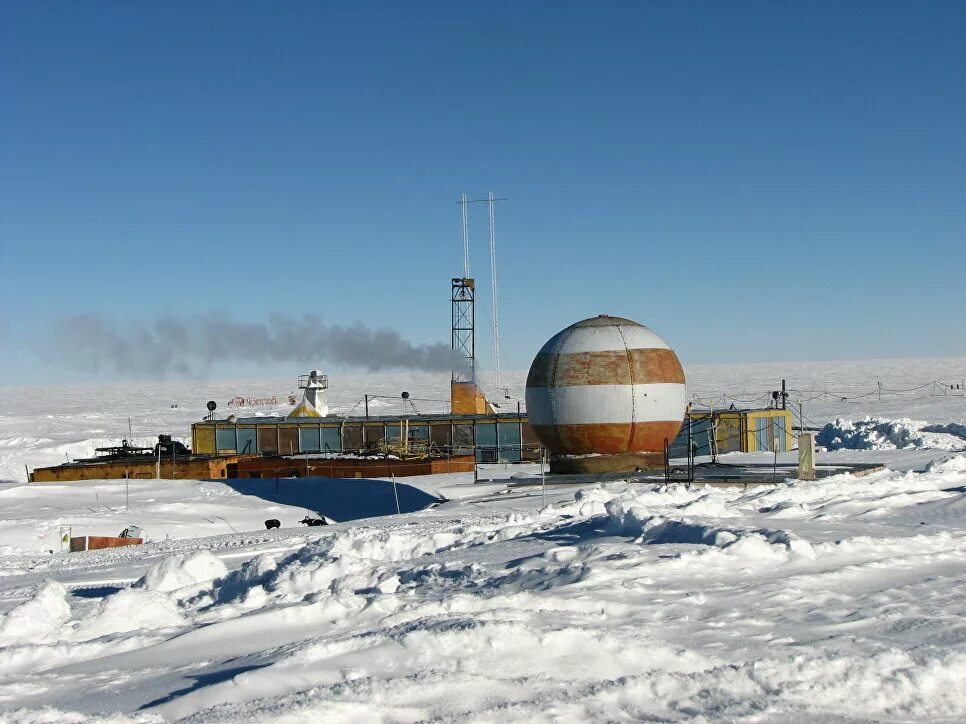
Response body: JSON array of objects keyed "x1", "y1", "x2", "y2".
[
  {"x1": 322, "y1": 427, "x2": 342, "y2": 453},
  {"x1": 475, "y1": 423, "x2": 497, "y2": 462},
  {"x1": 497, "y1": 422, "x2": 522, "y2": 463},
  {"x1": 237, "y1": 428, "x2": 257, "y2": 455},
  {"x1": 216, "y1": 428, "x2": 237, "y2": 452},
  {"x1": 258, "y1": 427, "x2": 279, "y2": 455},
  {"x1": 300, "y1": 427, "x2": 321, "y2": 453}
]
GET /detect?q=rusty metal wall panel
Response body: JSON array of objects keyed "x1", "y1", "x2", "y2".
[
  {"x1": 531, "y1": 421, "x2": 683, "y2": 455},
  {"x1": 528, "y1": 348, "x2": 685, "y2": 387}
]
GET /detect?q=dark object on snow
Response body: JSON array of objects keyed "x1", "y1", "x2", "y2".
[
  {"x1": 265, "y1": 519, "x2": 281, "y2": 530},
  {"x1": 299, "y1": 516, "x2": 328, "y2": 527},
  {"x1": 155, "y1": 434, "x2": 190, "y2": 457},
  {"x1": 119, "y1": 525, "x2": 142, "y2": 538}
]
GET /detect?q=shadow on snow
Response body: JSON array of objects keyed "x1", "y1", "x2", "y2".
[{"x1": 221, "y1": 475, "x2": 440, "y2": 524}]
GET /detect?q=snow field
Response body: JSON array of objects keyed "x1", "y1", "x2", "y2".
[
  {"x1": 0, "y1": 361, "x2": 963, "y2": 721},
  {"x1": 0, "y1": 453, "x2": 962, "y2": 721}
]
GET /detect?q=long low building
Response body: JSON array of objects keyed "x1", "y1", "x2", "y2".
[
  {"x1": 28, "y1": 377, "x2": 795, "y2": 482},
  {"x1": 190, "y1": 406, "x2": 795, "y2": 463},
  {"x1": 191, "y1": 411, "x2": 542, "y2": 463}
]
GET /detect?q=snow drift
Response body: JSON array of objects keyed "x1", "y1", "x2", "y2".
[{"x1": 818, "y1": 416, "x2": 966, "y2": 451}]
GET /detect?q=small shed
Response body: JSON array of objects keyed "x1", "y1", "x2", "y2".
[{"x1": 675, "y1": 408, "x2": 794, "y2": 456}]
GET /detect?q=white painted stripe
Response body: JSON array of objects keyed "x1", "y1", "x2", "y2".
[
  {"x1": 548, "y1": 325, "x2": 671, "y2": 354},
  {"x1": 526, "y1": 383, "x2": 686, "y2": 425}
]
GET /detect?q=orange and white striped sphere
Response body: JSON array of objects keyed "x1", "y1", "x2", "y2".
[{"x1": 525, "y1": 315, "x2": 687, "y2": 456}]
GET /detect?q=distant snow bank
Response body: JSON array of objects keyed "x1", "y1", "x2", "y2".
[{"x1": 818, "y1": 417, "x2": 966, "y2": 451}]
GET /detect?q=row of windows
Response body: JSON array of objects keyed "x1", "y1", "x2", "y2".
[{"x1": 212, "y1": 422, "x2": 531, "y2": 462}]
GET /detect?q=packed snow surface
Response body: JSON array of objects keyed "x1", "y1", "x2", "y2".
[{"x1": 0, "y1": 362, "x2": 963, "y2": 721}]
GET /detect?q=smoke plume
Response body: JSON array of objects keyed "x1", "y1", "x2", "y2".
[{"x1": 51, "y1": 313, "x2": 466, "y2": 378}]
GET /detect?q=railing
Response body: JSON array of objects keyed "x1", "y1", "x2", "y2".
[{"x1": 663, "y1": 420, "x2": 695, "y2": 483}]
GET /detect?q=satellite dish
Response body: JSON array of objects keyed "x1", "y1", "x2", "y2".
[
  {"x1": 206, "y1": 400, "x2": 217, "y2": 411},
  {"x1": 401, "y1": 391, "x2": 410, "y2": 399}
]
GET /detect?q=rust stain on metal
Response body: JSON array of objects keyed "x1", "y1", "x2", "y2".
[
  {"x1": 531, "y1": 421, "x2": 683, "y2": 455},
  {"x1": 527, "y1": 349, "x2": 684, "y2": 387}
]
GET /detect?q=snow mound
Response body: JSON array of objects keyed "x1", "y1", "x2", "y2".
[
  {"x1": 0, "y1": 581, "x2": 71, "y2": 644},
  {"x1": 818, "y1": 417, "x2": 966, "y2": 451},
  {"x1": 136, "y1": 550, "x2": 228, "y2": 594},
  {"x1": 75, "y1": 589, "x2": 183, "y2": 639},
  {"x1": 604, "y1": 497, "x2": 816, "y2": 559}
]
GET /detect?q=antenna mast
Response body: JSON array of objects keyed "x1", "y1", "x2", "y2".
[
  {"x1": 461, "y1": 193, "x2": 470, "y2": 278},
  {"x1": 454, "y1": 193, "x2": 507, "y2": 386},
  {"x1": 487, "y1": 192, "x2": 501, "y2": 390}
]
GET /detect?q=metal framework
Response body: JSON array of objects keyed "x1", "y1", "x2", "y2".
[{"x1": 451, "y1": 277, "x2": 475, "y2": 382}]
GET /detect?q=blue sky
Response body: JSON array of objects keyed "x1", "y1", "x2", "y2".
[{"x1": 1, "y1": 1, "x2": 964, "y2": 383}]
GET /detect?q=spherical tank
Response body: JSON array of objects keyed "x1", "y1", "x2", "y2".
[{"x1": 525, "y1": 315, "x2": 687, "y2": 456}]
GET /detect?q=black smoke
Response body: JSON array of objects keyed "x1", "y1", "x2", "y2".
[{"x1": 51, "y1": 312, "x2": 466, "y2": 378}]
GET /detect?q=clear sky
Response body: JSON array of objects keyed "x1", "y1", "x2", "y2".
[{"x1": 1, "y1": 1, "x2": 964, "y2": 384}]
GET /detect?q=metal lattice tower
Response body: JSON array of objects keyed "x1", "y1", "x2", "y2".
[{"x1": 451, "y1": 277, "x2": 475, "y2": 382}]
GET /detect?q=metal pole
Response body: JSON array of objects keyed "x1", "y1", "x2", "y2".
[
  {"x1": 687, "y1": 418, "x2": 693, "y2": 481},
  {"x1": 390, "y1": 472, "x2": 401, "y2": 515},
  {"x1": 156, "y1": 446, "x2": 161, "y2": 479},
  {"x1": 125, "y1": 469, "x2": 129, "y2": 511},
  {"x1": 461, "y1": 193, "x2": 470, "y2": 278},
  {"x1": 540, "y1": 448, "x2": 546, "y2": 506},
  {"x1": 781, "y1": 379, "x2": 786, "y2": 410},
  {"x1": 772, "y1": 436, "x2": 779, "y2": 483},
  {"x1": 488, "y1": 191, "x2": 501, "y2": 391}
]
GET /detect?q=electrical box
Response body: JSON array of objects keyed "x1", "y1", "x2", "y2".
[{"x1": 798, "y1": 432, "x2": 816, "y2": 480}]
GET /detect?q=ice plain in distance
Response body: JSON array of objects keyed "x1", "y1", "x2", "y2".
[{"x1": 0, "y1": 357, "x2": 963, "y2": 722}]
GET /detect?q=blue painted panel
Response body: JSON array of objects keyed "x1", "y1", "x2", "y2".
[
  {"x1": 216, "y1": 427, "x2": 237, "y2": 452},
  {"x1": 299, "y1": 427, "x2": 320, "y2": 453},
  {"x1": 774, "y1": 417, "x2": 787, "y2": 452},
  {"x1": 755, "y1": 417, "x2": 769, "y2": 451},
  {"x1": 673, "y1": 418, "x2": 712, "y2": 456}
]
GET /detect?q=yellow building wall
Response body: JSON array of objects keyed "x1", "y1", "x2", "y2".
[
  {"x1": 194, "y1": 426, "x2": 215, "y2": 455},
  {"x1": 31, "y1": 457, "x2": 241, "y2": 483},
  {"x1": 743, "y1": 409, "x2": 794, "y2": 452},
  {"x1": 715, "y1": 413, "x2": 743, "y2": 453},
  {"x1": 451, "y1": 382, "x2": 495, "y2": 414}
]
